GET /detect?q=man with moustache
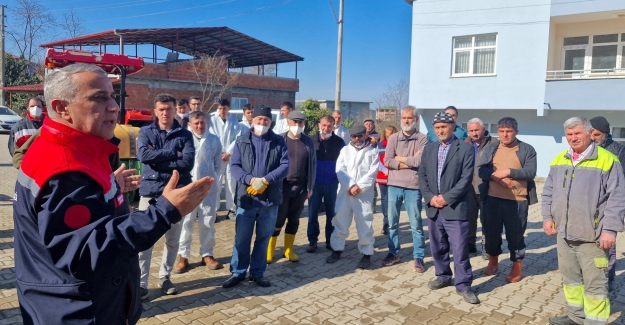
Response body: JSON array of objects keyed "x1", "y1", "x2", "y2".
[
  {"x1": 478, "y1": 117, "x2": 537, "y2": 283},
  {"x1": 382, "y1": 106, "x2": 428, "y2": 272},
  {"x1": 543, "y1": 117, "x2": 624, "y2": 325},
  {"x1": 464, "y1": 118, "x2": 493, "y2": 258},
  {"x1": 418, "y1": 111, "x2": 478, "y2": 304},
  {"x1": 332, "y1": 110, "x2": 350, "y2": 145}
]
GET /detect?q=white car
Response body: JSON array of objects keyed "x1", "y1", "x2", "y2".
[{"x1": 0, "y1": 106, "x2": 22, "y2": 133}]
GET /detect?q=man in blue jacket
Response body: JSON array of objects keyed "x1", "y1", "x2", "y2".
[
  {"x1": 307, "y1": 115, "x2": 344, "y2": 253},
  {"x1": 223, "y1": 106, "x2": 289, "y2": 288},
  {"x1": 13, "y1": 63, "x2": 213, "y2": 325},
  {"x1": 137, "y1": 94, "x2": 195, "y2": 298}
]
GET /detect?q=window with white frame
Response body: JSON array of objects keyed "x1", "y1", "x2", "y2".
[
  {"x1": 452, "y1": 34, "x2": 497, "y2": 76},
  {"x1": 231, "y1": 97, "x2": 249, "y2": 110},
  {"x1": 612, "y1": 126, "x2": 625, "y2": 145},
  {"x1": 562, "y1": 33, "x2": 625, "y2": 72}
]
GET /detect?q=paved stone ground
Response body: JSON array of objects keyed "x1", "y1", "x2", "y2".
[{"x1": 0, "y1": 133, "x2": 624, "y2": 324}]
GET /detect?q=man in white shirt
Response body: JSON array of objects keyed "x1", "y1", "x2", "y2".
[
  {"x1": 332, "y1": 110, "x2": 350, "y2": 145},
  {"x1": 240, "y1": 104, "x2": 254, "y2": 128},
  {"x1": 175, "y1": 111, "x2": 223, "y2": 273},
  {"x1": 209, "y1": 99, "x2": 247, "y2": 219},
  {"x1": 273, "y1": 101, "x2": 294, "y2": 134}
]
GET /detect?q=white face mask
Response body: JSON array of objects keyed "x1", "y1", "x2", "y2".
[
  {"x1": 254, "y1": 124, "x2": 269, "y2": 136},
  {"x1": 29, "y1": 106, "x2": 42, "y2": 117},
  {"x1": 289, "y1": 125, "x2": 304, "y2": 136},
  {"x1": 319, "y1": 130, "x2": 332, "y2": 139},
  {"x1": 177, "y1": 113, "x2": 188, "y2": 119}
]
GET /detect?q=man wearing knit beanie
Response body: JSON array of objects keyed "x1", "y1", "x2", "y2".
[{"x1": 590, "y1": 116, "x2": 625, "y2": 292}]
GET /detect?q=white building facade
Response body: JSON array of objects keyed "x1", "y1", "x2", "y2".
[{"x1": 409, "y1": 0, "x2": 625, "y2": 176}]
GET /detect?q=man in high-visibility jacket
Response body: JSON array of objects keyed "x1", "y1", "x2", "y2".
[{"x1": 542, "y1": 117, "x2": 625, "y2": 325}]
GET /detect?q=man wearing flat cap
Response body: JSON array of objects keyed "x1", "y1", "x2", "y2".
[
  {"x1": 590, "y1": 116, "x2": 625, "y2": 291},
  {"x1": 224, "y1": 106, "x2": 289, "y2": 288},
  {"x1": 267, "y1": 111, "x2": 317, "y2": 263},
  {"x1": 326, "y1": 124, "x2": 379, "y2": 269},
  {"x1": 418, "y1": 111, "x2": 479, "y2": 304}
]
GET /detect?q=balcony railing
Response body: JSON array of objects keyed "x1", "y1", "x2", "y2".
[{"x1": 546, "y1": 68, "x2": 625, "y2": 80}]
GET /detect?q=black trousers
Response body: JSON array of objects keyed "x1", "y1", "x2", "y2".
[
  {"x1": 466, "y1": 186, "x2": 481, "y2": 250},
  {"x1": 482, "y1": 196, "x2": 529, "y2": 262},
  {"x1": 273, "y1": 185, "x2": 308, "y2": 236}
]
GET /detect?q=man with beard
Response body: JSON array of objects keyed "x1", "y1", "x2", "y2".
[{"x1": 382, "y1": 106, "x2": 428, "y2": 272}]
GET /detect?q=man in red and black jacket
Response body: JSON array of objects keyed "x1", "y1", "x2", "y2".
[
  {"x1": 8, "y1": 97, "x2": 45, "y2": 156},
  {"x1": 13, "y1": 63, "x2": 214, "y2": 325}
]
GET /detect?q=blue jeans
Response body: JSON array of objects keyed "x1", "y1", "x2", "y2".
[
  {"x1": 387, "y1": 186, "x2": 425, "y2": 259},
  {"x1": 379, "y1": 184, "x2": 389, "y2": 226},
  {"x1": 229, "y1": 205, "x2": 279, "y2": 278},
  {"x1": 307, "y1": 182, "x2": 338, "y2": 244}
]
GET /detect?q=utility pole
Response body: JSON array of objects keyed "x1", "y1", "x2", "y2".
[
  {"x1": 0, "y1": 5, "x2": 5, "y2": 106},
  {"x1": 334, "y1": 0, "x2": 343, "y2": 111}
]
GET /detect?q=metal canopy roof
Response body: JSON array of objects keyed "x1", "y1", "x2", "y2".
[{"x1": 40, "y1": 27, "x2": 304, "y2": 68}]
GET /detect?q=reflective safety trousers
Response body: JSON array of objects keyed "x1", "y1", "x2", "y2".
[{"x1": 557, "y1": 236, "x2": 610, "y2": 325}]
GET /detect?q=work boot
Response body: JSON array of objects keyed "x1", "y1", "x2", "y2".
[
  {"x1": 326, "y1": 250, "x2": 342, "y2": 263},
  {"x1": 283, "y1": 234, "x2": 299, "y2": 262},
  {"x1": 506, "y1": 260, "x2": 523, "y2": 283},
  {"x1": 201, "y1": 256, "x2": 223, "y2": 270},
  {"x1": 172, "y1": 255, "x2": 188, "y2": 274},
  {"x1": 306, "y1": 242, "x2": 317, "y2": 253},
  {"x1": 358, "y1": 255, "x2": 371, "y2": 269},
  {"x1": 267, "y1": 236, "x2": 278, "y2": 264},
  {"x1": 483, "y1": 255, "x2": 498, "y2": 276},
  {"x1": 548, "y1": 315, "x2": 578, "y2": 325}
]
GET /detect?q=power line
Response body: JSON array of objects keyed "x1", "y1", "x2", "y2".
[
  {"x1": 413, "y1": 0, "x2": 599, "y2": 15},
  {"x1": 412, "y1": 21, "x2": 550, "y2": 29},
  {"x1": 50, "y1": 0, "x2": 167, "y2": 13},
  {"x1": 83, "y1": 0, "x2": 236, "y2": 23},
  {"x1": 182, "y1": 0, "x2": 293, "y2": 26}
]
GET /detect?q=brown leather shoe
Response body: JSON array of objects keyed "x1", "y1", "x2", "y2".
[
  {"x1": 173, "y1": 255, "x2": 188, "y2": 274},
  {"x1": 506, "y1": 261, "x2": 523, "y2": 283},
  {"x1": 201, "y1": 256, "x2": 223, "y2": 270},
  {"x1": 483, "y1": 255, "x2": 498, "y2": 276}
]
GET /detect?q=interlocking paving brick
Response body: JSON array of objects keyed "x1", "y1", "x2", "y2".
[{"x1": 0, "y1": 137, "x2": 624, "y2": 324}]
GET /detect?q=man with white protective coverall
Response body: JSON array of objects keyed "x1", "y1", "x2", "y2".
[
  {"x1": 209, "y1": 98, "x2": 248, "y2": 219},
  {"x1": 326, "y1": 124, "x2": 379, "y2": 269},
  {"x1": 175, "y1": 111, "x2": 223, "y2": 273}
]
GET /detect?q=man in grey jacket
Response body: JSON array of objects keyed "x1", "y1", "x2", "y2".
[
  {"x1": 590, "y1": 116, "x2": 625, "y2": 291},
  {"x1": 542, "y1": 117, "x2": 625, "y2": 325},
  {"x1": 382, "y1": 106, "x2": 428, "y2": 272},
  {"x1": 418, "y1": 111, "x2": 478, "y2": 304}
]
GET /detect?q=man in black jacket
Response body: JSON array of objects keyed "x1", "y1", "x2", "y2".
[
  {"x1": 137, "y1": 94, "x2": 195, "y2": 298},
  {"x1": 418, "y1": 111, "x2": 478, "y2": 304},
  {"x1": 589, "y1": 116, "x2": 625, "y2": 291},
  {"x1": 478, "y1": 117, "x2": 537, "y2": 284}
]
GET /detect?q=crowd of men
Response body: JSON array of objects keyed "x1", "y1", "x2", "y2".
[{"x1": 8, "y1": 63, "x2": 625, "y2": 325}]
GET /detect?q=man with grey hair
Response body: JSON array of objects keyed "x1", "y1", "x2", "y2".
[
  {"x1": 13, "y1": 63, "x2": 214, "y2": 324},
  {"x1": 464, "y1": 118, "x2": 493, "y2": 258},
  {"x1": 542, "y1": 117, "x2": 625, "y2": 325},
  {"x1": 478, "y1": 117, "x2": 537, "y2": 283},
  {"x1": 382, "y1": 106, "x2": 428, "y2": 271}
]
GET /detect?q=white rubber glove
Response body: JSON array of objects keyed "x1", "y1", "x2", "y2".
[{"x1": 251, "y1": 177, "x2": 267, "y2": 191}]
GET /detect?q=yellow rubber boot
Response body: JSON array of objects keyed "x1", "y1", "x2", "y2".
[
  {"x1": 283, "y1": 234, "x2": 300, "y2": 262},
  {"x1": 267, "y1": 236, "x2": 277, "y2": 264}
]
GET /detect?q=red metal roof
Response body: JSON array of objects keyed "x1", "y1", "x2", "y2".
[
  {"x1": 1, "y1": 84, "x2": 43, "y2": 93},
  {"x1": 40, "y1": 28, "x2": 304, "y2": 68}
]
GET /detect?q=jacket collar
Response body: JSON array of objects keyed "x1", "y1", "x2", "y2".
[
  {"x1": 398, "y1": 130, "x2": 421, "y2": 141},
  {"x1": 599, "y1": 134, "x2": 614, "y2": 148},
  {"x1": 564, "y1": 142, "x2": 598, "y2": 161},
  {"x1": 41, "y1": 118, "x2": 120, "y2": 157}
]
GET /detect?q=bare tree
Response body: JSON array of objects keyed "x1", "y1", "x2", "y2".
[
  {"x1": 373, "y1": 78, "x2": 410, "y2": 123},
  {"x1": 59, "y1": 9, "x2": 87, "y2": 38},
  {"x1": 7, "y1": 0, "x2": 56, "y2": 62},
  {"x1": 190, "y1": 52, "x2": 239, "y2": 113},
  {"x1": 243, "y1": 64, "x2": 277, "y2": 77}
]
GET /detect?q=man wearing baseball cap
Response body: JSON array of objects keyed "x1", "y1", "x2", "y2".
[
  {"x1": 267, "y1": 111, "x2": 317, "y2": 263},
  {"x1": 590, "y1": 116, "x2": 625, "y2": 291},
  {"x1": 224, "y1": 106, "x2": 289, "y2": 288},
  {"x1": 326, "y1": 124, "x2": 379, "y2": 269},
  {"x1": 418, "y1": 111, "x2": 479, "y2": 304}
]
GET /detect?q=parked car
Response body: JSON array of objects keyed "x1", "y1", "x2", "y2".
[{"x1": 0, "y1": 106, "x2": 22, "y2": 133}]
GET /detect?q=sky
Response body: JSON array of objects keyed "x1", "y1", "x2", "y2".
[{"x1": 5, "y1": 0, "x2": 413, "y2": 106}]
